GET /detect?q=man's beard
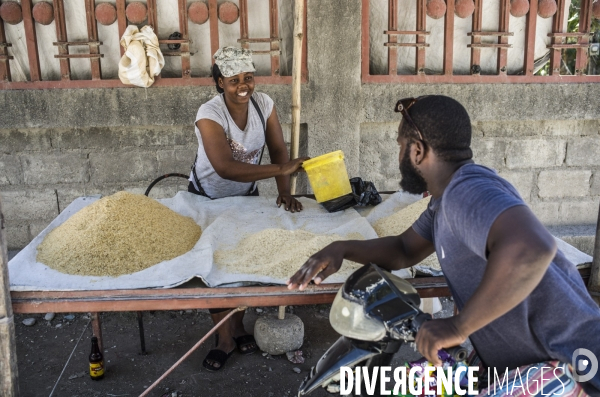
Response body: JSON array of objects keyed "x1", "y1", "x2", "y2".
[{"x1": 399, "y1": 145, "x2": 428, "y2": 194}]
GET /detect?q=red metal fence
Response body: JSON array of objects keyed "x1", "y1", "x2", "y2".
[
  {"x1": 0, "y1": 0, "x2": 307, "y2": 89},
  {"x1": 362, "y1": 0, "x2": 600, "y2": 83}
]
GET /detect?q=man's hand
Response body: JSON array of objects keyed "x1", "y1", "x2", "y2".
[
  {"x1": 287, "y1": 242, "x2": 346, "y2": 290},
  {"x1": 276, "y1": 193, "x2": 303, "y2": 213},
  {"x1": 415, "y1": 317, "x2": 468, "y2": 366}
]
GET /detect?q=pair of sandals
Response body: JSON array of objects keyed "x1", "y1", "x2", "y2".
[{"x1": 202, "y1": 334, "x2": 258, "y2": 371}]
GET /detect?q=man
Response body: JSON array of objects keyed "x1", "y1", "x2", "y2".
[{"x1": 287, "y1": 95, "x2": 600, "y2": 395}]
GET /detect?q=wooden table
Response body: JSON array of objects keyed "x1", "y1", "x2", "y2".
[
  {"x1": 10, "y1": 276, "x2": 452, "y2": 351},
  {"x1": 9, "y1": 268, "x2": 591, "y2": 352}
]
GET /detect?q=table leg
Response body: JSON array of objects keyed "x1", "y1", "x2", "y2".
[
  {"x1": 91, "y1": 312, "x2": 103, "y2": 352},
  {"x1": 137, "y1": 311, "x2": 147, "y2": 355}
]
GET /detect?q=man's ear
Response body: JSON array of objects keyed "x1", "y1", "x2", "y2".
[{"x1": 412, "y1": 140, "x2": 427, "y2": 165}]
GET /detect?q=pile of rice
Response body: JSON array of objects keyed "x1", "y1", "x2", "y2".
[
  {"x1": 373, "y1": 196, "x2": 431, "y2": 237},
  {"x1": 373, "y1": 196, "x2": 441, "y2": 271},
  {"x1": 214, "y1": 229, "x2": 366, "y2": 280},
  {"x1": 36, "y1": 191, "x2": 202, "y2": 277}
]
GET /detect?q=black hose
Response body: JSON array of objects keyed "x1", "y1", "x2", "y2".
[{"x1": 144, "y1": 173, "x2": 190, "y2": 197}]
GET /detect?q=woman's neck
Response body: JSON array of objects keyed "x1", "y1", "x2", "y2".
[{"x1": 223, "y1": 93, "x2": 249, "y2": 130}]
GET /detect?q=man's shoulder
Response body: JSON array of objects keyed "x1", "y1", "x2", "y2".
[
  {"x1": 447, "y1": 163, "x2": 506, "y2": 191},
  {"x1": 443, "y1": 163, "x2": 522, "y2": 207}
]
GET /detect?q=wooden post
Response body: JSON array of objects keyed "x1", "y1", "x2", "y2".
[
  {"x1": 588, "y1": 201, "x2": 600, "y2": 305},
  {"x1": 0, "y1": 197, "x2": 19, "y2": 396},
  {"x1": 289, "y1": 0, "x2": 304, "y2": 195}
]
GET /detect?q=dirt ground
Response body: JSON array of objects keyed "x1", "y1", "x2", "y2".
[{"x1": 9, "y1": 251, "x2": 460, "y2": 397}]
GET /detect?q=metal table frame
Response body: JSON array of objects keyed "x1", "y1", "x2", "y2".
[
  {"x1": 9, "y1": 268, "x2": 591, "y2": 352},
  {"x1": 10, "y1": 276, "x2": 453, "y2": 352}
]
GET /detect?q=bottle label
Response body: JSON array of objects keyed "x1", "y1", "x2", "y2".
[{"x1": 90, "y1": 362, "x2": 104, "y2": 377}]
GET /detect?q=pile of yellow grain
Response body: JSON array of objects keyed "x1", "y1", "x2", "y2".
[
  {"x1": 36, "y1": 191, "x2": 202, "y2": 277},
  {"x1": 214, "y1": 229, "x2": 365, "y2": 280},
  {"x1": 373, "y1": 196, "x2": 441, "y2": 271}
]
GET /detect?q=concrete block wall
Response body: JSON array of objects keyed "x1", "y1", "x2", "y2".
[
  {"x1": 473, "y1": 120, "x2": 600, "y2": 226},
  {"x1": 2, "y1": 0, "x2": 600, "y2": 250},
  {"x1": 359, "y1": 119, "x2": 600, "y2": 229},
  {"x1": 0, "y1": 126, "x2": 196, "y2": 248}
]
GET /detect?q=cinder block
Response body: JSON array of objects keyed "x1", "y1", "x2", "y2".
[
  {"x1": 498, "y1": 171, "x2": 534, "y2": 200},
  {"x1": 56, "y1": 187, "x2": 88, "y2": 213},
  {"x1": 470, "y1": 120, "x2": 597, "y2": 138},
  {"x1": 0, "y1": 189, "x2": 58, "y2": 220},
  {"x1": 89, "y1": 150, "x2": 158, "y2": 183},
  {"x1": 506, "y1": 139, "x2": 566, "y2": 169},
  {"x1": 537, "y1": 170, "x2": 591, "y2": 198},
  {"x1": 541, "y1": 120, "x2": 600, "y2": 137},
  {"x1": 559, "y1": 200, "x2": 600, "y2": 225},
  {"x1": 157, "y1": 148, "x2": 196, "y2": 175},
  {"x1": 559, "y1": 235, "x2": 595, "y2": 256},
  {"x1": 0, "y1": 154, "x2": 23, "y2": 185},
  {"x1": 22, "y1": 152, "x2": 89, "y2": 184},
  {"x1": 0, "y1": 128, "x2": 52, "y2": 152},
  {"x1": 29, "y1": 219, "x2": 53, "y2": 240},
  {"x1": 471, "y1": 120, "x2": 538, "y2": 138},
  {"x1": 530, "y1": 201, "x2": 560, "y2": 226},
  {"x1": 566, "y1": 138, "x2": 600, "y2": 167},
  {"x1": 359, "y1": 124, "x2": 400, "y2": 192},
  {"x1": 119, "y1": 126, "x2": 194, "y2": 148},
  {"x1": 51, "y1": 127, "x2": 110, "y2": 150},
  {"x1": 4, "y1": 222, "x2": 30, "y2": 250},
  {"x1": 471, "y1": 138, "x2": 506, "y2": 170},
  {"x1": 592, "y1": 173, "x2": 600, "y2": 196}
]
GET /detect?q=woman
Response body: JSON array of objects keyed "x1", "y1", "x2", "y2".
[{"x1": 189, "y1": 46, "x2": 308, "y2": 371}]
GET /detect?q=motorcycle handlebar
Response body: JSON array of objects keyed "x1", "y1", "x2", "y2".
[
  {"x1": 412, "y1": 313, "x2": 468, "y2": 363},
  {"x1": 444, "y1": 345, "x2": 469, "y2": 362}
]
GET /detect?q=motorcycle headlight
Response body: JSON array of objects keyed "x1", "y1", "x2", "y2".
[{"x1": 329, "y1": 289, "x2": 386, "y2": 341}]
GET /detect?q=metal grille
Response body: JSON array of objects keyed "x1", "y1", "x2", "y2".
[
  {"x1": 362, "y1": 0, "x2": 600, "y2": 83},
  {"x1": 0, "y1": 0, "x2": 307, "y2": 89}
]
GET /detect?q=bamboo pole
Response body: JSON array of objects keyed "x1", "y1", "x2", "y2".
[
  {"x1": 0, "y1": 197, "x2": 19, "y2": 396},
  {"x1": 289, "y1": 0, "x2": 304, "y2": 195}
]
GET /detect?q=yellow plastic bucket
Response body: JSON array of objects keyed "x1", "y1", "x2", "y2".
[{"x1": 302, "y1": 150, "x2": 352, "y2": 203}]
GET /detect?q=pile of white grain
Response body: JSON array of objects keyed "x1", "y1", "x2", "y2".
[
  {"x1": 214, "y1": 229, "x2": 366, "y2": 280},
  {"x1": 372, "y1": 196, "x2": 441, "y2": 271},
  {"x1": 36, "y1": 191, "x2": 202, "y2": 277}
]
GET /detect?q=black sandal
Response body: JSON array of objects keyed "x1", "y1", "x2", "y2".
[
  {"x1": 202, "y1": 335, "x2": 234, "y2": 372},
  {"x1": 234, "y1": 335, "x2": 258, "y2": 355},
  {"x1": 202, "y1": 349, "x2": 233, "y2": 372}
]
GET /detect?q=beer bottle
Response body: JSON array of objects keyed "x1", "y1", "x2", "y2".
[{"x1": 89, "y1": 336, "x2": 104, "y2": 380}]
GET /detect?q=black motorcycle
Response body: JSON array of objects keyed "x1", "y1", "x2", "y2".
[{"x1": 298, "y1": 264, "x2": 467, "y2": 396}]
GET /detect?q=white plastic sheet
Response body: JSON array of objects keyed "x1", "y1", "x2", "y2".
[
  {"x1": 9, "y1": 191, "x2": 591, "y2": 291},
  {"x1": 363, "y1": 191, "x2": 593, "y2": 274},
  {"x1": 8, "y1": 193, "x2": 385, "y2": 291}
]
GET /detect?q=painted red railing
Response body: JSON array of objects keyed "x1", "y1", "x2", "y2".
[
  {"x1": 0, "y1": 0, "x2": 307, "y2": 89},
  {"x1": 362, "y1": 0, "x2": 600, "y2": 83}
]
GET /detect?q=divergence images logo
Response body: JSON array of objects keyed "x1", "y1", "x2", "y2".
[{"x1": 572, "y1": 348, "x2": 598, "y2": 382}]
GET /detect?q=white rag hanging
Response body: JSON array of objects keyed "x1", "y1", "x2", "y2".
[{"x1": 118, "y1": 25, "x2": 165, "y2": 88}]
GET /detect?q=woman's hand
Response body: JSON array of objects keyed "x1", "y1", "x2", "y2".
[
  {"x1": 276, "y1": 193, "x2": 303, "y2": 213},
  {"x1": 287, "y1": 242, "x2": 346, "y2": 290},
  {"x1": 279, "y1": 157, "x2": 310, "y2": 176}
]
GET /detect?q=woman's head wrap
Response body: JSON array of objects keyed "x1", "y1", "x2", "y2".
[{"x1": 213, "y1": 46, "x2": 256, "y2": 78}]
